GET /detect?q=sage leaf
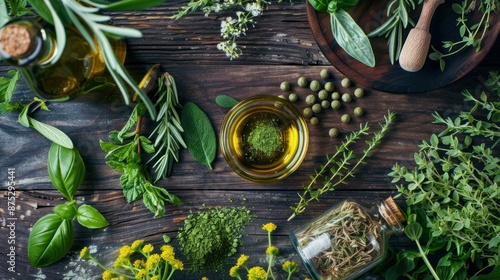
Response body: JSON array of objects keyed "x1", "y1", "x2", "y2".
[
  {"x1": 53, "y1": 202, "x2": 78, "y2": 221},
  {"x1": 215, "y1": 95, "x2": 239, "y2": 108},
  {"x1": 47, "y1": 143, "x2": 86, "y2": 200},
  {"x1": 30, "y1": 118, "x2": 74, "y2": 149},
  {"x1": 181, "y1": 102, "x2": 216, "y2": 169},
  {"x1": 0, "y1": 1, "x2": 9, "y2": 26},
  {"x1": 77, "y1": 204, "x2": 109, "y2": 229},
  {"x1": 330, "y1": 10, "x2": 375, "y2": 67},
  {"x1": 18, "y1": 104, "x2": 30, "y2": 127},
  {"x1": 28, "y1": 213, "x2": 74, "y2": 267}
]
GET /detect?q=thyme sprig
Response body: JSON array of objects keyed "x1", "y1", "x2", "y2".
[
  {"x1": 429, "y1": 0, "x2": 499, "y2": 71},
  {"x1": 288, "y1": 111, "x2": 396, "y2": 220},
  {"x1": 368, "y1": 0, "x2": 422, "y2": 64}
]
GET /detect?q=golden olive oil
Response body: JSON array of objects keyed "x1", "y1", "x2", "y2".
[{"x1": 229, "y1": 106, "x2": 301, "y2": 173}]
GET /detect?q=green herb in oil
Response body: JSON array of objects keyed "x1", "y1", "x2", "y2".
[{"x1": 243, "y1": 117, "x2": 285, "y2": 165}]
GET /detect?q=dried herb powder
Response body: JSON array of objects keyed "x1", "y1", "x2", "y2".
[
  {"x1": 242, "y1": 116, "x2": 285, "y2": 165},
  {"x1": 177, "y1": 206, "x2": 252, "y2": 273}
]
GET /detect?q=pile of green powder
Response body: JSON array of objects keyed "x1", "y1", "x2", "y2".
[{"x1": 177, "y1": 206, "x2": 252, "y2": 273}]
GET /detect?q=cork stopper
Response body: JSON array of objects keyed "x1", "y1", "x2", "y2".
[
  {"x1": 380, "y1": 196, "x2": 406, "y2": 229},
  {"x1": 0, "y1": 23, "x2": 34, "y2": 57}
]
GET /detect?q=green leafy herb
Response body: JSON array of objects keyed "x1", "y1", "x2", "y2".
[
  {"x1": 288, "y1": 111, "x2": 396, "y2": 220},
  {"x1": 386, "y1": 71, "x2": 500, "y2": 279},
  {"x1": 76, "y1": 204, "x2": 109, "y2": 229},
  {"x1": 308, "y1": 0, "x2": 375, "y2": 67},
  {"x1": 215, "y1": 94, "x2": 239, "y2": 108},
  {"x1": 429, "y1": 0, "x2": 499, "y2": 71},
  {"x1": 47, "y1": 143, "x2": 86, "y2": 200},
  {"x1": 177, "y1": 206, "x2": 252, "y2": 273},
  {"x1": 148, "y1": 72, "x2": 187, "y2": 182},
  {"x1": 101, "y1": 86, "x2": 183, "y2": 217},
  {"x1": 368, "y1": 0, "x2": 421, "y2": 64},
  {"x1": 28, "y1": 214, "x2": 74, "y2": 267},
  {"x1": 181, "y1": 102, "x2": 217, "y2": 169}
]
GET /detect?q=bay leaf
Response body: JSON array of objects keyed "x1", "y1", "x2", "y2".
[{"x1": 181, "y1": 102, "x2": 216, "y2": 169}]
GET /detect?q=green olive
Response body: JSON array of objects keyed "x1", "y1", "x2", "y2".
[
  {"x1": 331, "y1": 91, "x2": 340, "y2": 100},
  {"x1": 354, "y1": 107, "x2": 364, "y2": 117},
  {"x1": 342, "y1": 93, "x2": 352, "y2": 103},
  {"x1": 341, "y1": 77, "x2": 351, "y2": 88},
  {"x1": 320, "y1": 69, "x2": 330, "y2": 78},
  {"x1": 298, "y1": 76, "x2": 308, "y2": 88},
  {"x1": 324, "y1": 82, "x2": 335, "y2": 92},
  {"x1": 288, "y1": 93, "x2": 298, "y2": 102},
  {"x1": 331, "y1": 100, "x2": 341, "y2": 110},
  {"x1": 312, "y1": 103, "x2": 322, "y2": 113},
  {"x1": 303, "y1": 107, "x2": 313, "y2": 118},
  {"x1": 310, "y1": 80, "x2": 321, "y2": 92},
  {"x1": 306, "y1": 94, "x2": 316, "y2": 105},
  {"x1": 280, "y1": 81, "x2": 291, "y2": 91},
  {"x1": 318, "y1": 90, "x2": 329, "y2": 100},
  {"x1": 329, "y1": 128, "x2": 339, "y2": 138},
  {"x1": 341, "y1": 114, "x2": 351, "y2": 124},
  {"x1": 310, "y1": 116, "x2": 319, "y2": 126},
  {"x1": 321, "y1": 100, "x2": 330, "y2": 109},
  {"x1": 354, "y1": 88, "x2": 365, "y2": 98}
]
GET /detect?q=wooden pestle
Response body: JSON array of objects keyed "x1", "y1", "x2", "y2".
[{"x1": 399, "y1": 0, "x2": 444, "y2": 72}]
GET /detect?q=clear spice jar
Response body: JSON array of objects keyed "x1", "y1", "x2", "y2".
[
  {"x1": 290, "y1": 197, "x2": 406, "y2": 280},
  {"x1": 0, "y1": 18, "x2": 126, "y2": 100}
]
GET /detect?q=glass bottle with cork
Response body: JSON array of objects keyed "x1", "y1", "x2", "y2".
[
  {"x1": 290, "y1": 196, "x2": 406, "y2": 280},
  {"x1": 0, "y1": 17, "x2": 126, "y2": 101}
]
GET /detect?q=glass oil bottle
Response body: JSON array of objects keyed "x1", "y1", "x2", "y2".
[
  {"x1": 0, "y1": 18, "x2": 126, "y2": 100},
  {"x1": 290, "y1": 196, "x2": 406, "y2": 280}
]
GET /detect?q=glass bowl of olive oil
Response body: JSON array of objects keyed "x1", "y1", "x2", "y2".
[{"x1": 220, "y1": 95, "x2": 309, "y2": 183}]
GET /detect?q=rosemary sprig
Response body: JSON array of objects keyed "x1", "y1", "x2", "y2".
[
  {"x1": 148, "y1": 72, "x2": 187, "y2": 182},
  {"x1": 368, "y1": 0, "x2": 422, "y2": 64},
  {"x1": 288, "y1": 111, "x2": 396, "y2": 220}
]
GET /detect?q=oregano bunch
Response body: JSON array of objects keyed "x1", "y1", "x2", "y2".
[{"x1": 386, "y1": 71, "x2": 500, "y2": 279}]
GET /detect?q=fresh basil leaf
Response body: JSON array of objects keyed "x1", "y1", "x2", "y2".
[
  {"x1": 28, "y1": 213, "x2": 74, "y2": 267},
  {"x1": 29, "y1": 118, "x2": 74, "y2": 149},
  {"x1": 53, "y1": 202, "x2": 78, "y2": 220},
  {"x1": 308, "y1": 0, "x2": 329, "y2": 12},
  {"x1": 77, "y1": 204, "x2": 109, "y2": 229},
  {"x1": 330, "y1": 10, "x2": 375, "y2": 67},
  {"x1": 47, "y1": 143, "x2": 86, "y2": 200},
  {"x1": 384, "y1": 249, "x2": 419, "y2": 279},
  {"x1": 477, "y1": 266, "x2": 500, "y2": 280},
  {"x1": 181, "y1": 102, "x2": 216, "y2": 169},
  {"x1": 404, "y1": 222, "x2": 423, "y2": 241},
  {"x1": 215, "y1": 95, "x2": 239, "y2": 108}
]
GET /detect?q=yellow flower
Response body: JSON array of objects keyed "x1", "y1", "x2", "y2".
[
  {"x1": 160, "y1": 244, "x2": 175, "y2": 261},
  {"x1": 262, "y1": 222, "x2": 277, "y2": 232},
  {"x1": 150, "y1": 276, "x2": 159, "y2": 280},
  {"x1": 248, "y1": 266, "x2": 267, "y2": 280},
  {"x1": 229, "y1": 265, "x2": 240, "y2": 278},
  {"x1": 119, "y1": 245, "x2": 133, "y2": 258},
  {"x1": 146, "y1": 253, "x2": 161, "y2": 271},
  {"x1": 131, "y1": 240, "x2": 144, "y2": 251},
  {"x1": 265, "y1": 246, "x2": 279, "y2": 256},
  {"x1": 114, "y1": 256, "x2": 126, "y2": 269},
  {"x1": 236, "y1": 254, "x2": 249, "y2": 267},
  {"x1": 133, "y1": 259, "x2": 145, "y2": 268},
  {"x1": 135, "y1": 269, "x2": 147, "y2": 279},
  {"x1": 170, "y1": 258, "x2": 184, "y2": 271},
  {"x1": 282, "y1": 260, "x2": 299, "y2": 273},
  {"x1": 201, "y1": 277, "x2": 209, "y2": 280},
  {"x1": 102, "y1": 270, "x2": 114, "y2": 280},
  {"x1": 80, "y1": 247, "x2": 90, "y2": 259},
  {"x1": 142, "y1": 244, "x2": 154, "y2": 254}
]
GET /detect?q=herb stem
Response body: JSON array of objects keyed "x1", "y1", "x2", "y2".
[{"x1": 414, "y1": 238, "x2": 440, "y2": 280}]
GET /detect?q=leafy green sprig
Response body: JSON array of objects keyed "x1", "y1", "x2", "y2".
[
  {"x1": 288, "y1": 110, "x2": 396, "y2": 220},
  {"x1": 429, "y1": 0, "x2": 499, "y2": 71},
  {"x1": 28, "y1": 143, "x2": 109, "y2": 267},
  {"x1": 368, "y1": 0, "x2": 422, "y2": 64},
  {"x1": 386, "y1": 71, "x2": 500, "y2": 279},
  {"x1": 100, "y1": 74, "x2": 184, "y2": 217}
]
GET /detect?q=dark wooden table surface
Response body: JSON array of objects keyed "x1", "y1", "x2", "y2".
[{"x1": 1, "y1": 1, "x2": 499, "y2": 279}]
